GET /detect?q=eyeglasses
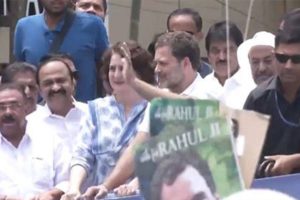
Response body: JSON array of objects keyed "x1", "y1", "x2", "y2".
[{"x1": 274, "y1": 53, "x2": 300, "y2": 64}]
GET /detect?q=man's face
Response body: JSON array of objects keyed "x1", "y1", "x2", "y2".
[
  {"x1": 75, "y1": 0, "x2": 106, "y2": 20},
  {"x1": 12, "y1": 72, "x2": 38, "y2": 114},
  {"x1": 154, "y1": 46, "x2": 185, "y2": 93},
  {"x1": 38, "y1": 61, "x2": 75, "y2": 111},
  {"x1": 168, "y1": 15, "x2": 203, "y2": 42},
  {"x1": 0, "y1": 89, "x2": 26, "y2": 140},
  {"x1": 275, "y1": 42, "x2": 300, "y2": 86},
  {"x1": 208, "y1": 40, "x2": 239, "y2": 79},
  {"x1": 41, "y1": 0, "x2": 69, "y2": 16},
  {"x1": 248, "y1": 45, "x2": 275, "y2": 84},
  {"x1": 161, "y1": 166, "x2": 216, "y2": 200}
]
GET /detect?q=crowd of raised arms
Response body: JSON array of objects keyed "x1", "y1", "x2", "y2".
[{"x1": 1, "y1": 0, "x2": 300, "y2": 199}]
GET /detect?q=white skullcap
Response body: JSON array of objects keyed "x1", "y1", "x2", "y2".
[
  {"x1": 237, "y1": 31, "x2": 275, "y2": 73},
  {"x1": 224, "y1": 189, "x2": 296, "y2": 200}
]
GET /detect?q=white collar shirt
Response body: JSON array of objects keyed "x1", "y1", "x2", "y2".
[
  {"x1": 181, "y1": 73, "x2": 207, "y2": 99},
  {"x1": 202, "y1": 68, "x2": 256, "y2": 109},
  {"x1": 26, "y1": 101, "x2": 89, "y2": 153},
  {"x1": 0, "y1": 121, "x2": 70, "y2": 199}
]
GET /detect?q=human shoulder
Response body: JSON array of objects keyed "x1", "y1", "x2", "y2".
[
  {"x1": 203, "y1": 73, "x2": 215, "y2": 81},
  {"x1": 247, "y1": 77, "x2": 275, "y2": 100},
  {"x1": 87, "y1": 96, "x2": 117, "y2": 112},
  {"x1": 26, "y1": 105, "x2": 49, "y2": 121},
  {"x1": 74, "y1": 11, "x2": 105, "y2": 28},
  {"x1": 17, "y1": 14, "x2": 43, "y2": 26},
  {"x1": 244, "y1": 77, "x2": 276, "y2": 110},
  {"x1": 74, "y1": 101, "x2": 88, "y2": 113},
  {"x1": 26, "y1": 119, "x2": 60, "y2": 142},
  {"x1": 198, "y1": 60, "x2": 212, "y2": 78}
]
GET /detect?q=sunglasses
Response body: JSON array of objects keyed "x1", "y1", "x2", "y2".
[{"x1": 275, "y1": 53, "x2": 300, "y2": 64}]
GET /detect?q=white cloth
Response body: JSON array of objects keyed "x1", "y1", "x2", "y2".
[
  {"x1": 138, "y1": 73, "x2": 207, "y2": 133},
  {"x1": 27, "y1": 101, "x2": 89, "y2": 154},
  {"x1": 201, "y1": 68, "x2": 255, "y2": 110},
  {"x1": 0, "y1": 121, "x2": 70, "y2": 199}
]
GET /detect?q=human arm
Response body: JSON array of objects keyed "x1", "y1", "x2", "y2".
[
  {"x1": 13, "y1": 19, "x2": 25, "y2": 61},
  {"x1": 64, "y1": 119, "x2": 96, "y2": 197},
  {"x1": 61, "y1": 166, "x2": 87, "y2": 200},
  {"x1": 261, "y1": 154, "x2": 300, "y2": 177},
  {"x1": 82, "y1": 131, "x2": 149, "y2": 199},
  {"x1": 120, "y1": 42, "x2": 188, "y2": 101}
]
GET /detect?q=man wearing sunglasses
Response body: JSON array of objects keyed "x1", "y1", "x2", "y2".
[{"x1": 244, "y1": 9, "x2": 300, "y2": 178}]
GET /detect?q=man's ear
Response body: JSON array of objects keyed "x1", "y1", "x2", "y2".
[
  {"x1": 182, "y1": 57, "x2": 192, "y2": 69},
  {"x1": 195, "y1": 31, "x2": 204, "y2": 41}
]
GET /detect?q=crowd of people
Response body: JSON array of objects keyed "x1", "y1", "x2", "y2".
[{"x1": 1, "y1": 0, "x2": 300, "y2": 199}]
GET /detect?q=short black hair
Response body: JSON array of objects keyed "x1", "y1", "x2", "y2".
[
  {"x1": 275, "y1": 8, "x2": 300, "y2": 47},
  {"x1": 151, "y1": 149, "x2": 216, "y2": 200},
  {"x1": 167, "y1": 8, "x2": 202, "y2": 32},
  {"x1": 205, "y1": 21, "x2": 243, "y2": 52},
  {"x1": 147, "y1": 32, "x2": 165, "y2": 58},
  {"x1": 1, "y1": 62, "x2": 37, "y2": 84},
  {"x1": 38, "y1": 54, "x2": 75, "y2": 85},
  {"x1": 156, "y1": 31, "x2": 200, "y2": 70},
  {"x1": 0, "y1": 83, "x2": 27, "y2": 101}
]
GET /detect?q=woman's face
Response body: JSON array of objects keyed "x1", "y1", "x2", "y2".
[{"x1": 108, "y1": 53, "x2": 130, "y2": 93}]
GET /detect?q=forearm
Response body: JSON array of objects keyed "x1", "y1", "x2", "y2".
[
  {"x1": 130, "y1": 78, "x2": 186, "y2": 101},
  {"x1": 68, "y1": 165, "x2": 88, "y2": 193},
  {"x1": 288, "y1": 153, "x2": 300, "y2": 169}
]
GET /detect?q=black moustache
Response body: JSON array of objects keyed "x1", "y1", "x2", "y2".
[
  {"x1": 48, "y1": 89, "x2": 66, "y2": 97},
  {"x1": 2, "y1": 115, "x2": 15, "y2": 123}
]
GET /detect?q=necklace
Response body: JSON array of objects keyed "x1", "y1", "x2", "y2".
[{"x1": 275, "y1": 91, "x2": 300, "y2": 127}]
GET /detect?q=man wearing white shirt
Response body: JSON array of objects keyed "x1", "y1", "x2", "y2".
[
  {"x1": 0, "y1": 83, "x2": 69, "y2": 200},
  {"x1": 203, "y1": 21, "x2": 255, "y2": 109},
  {"x1": 27, "y1": 55, "x2": 88, "y2": 154},
  {"x1": 84, "y1": 32, "x2": 208, "y2": 199}
]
